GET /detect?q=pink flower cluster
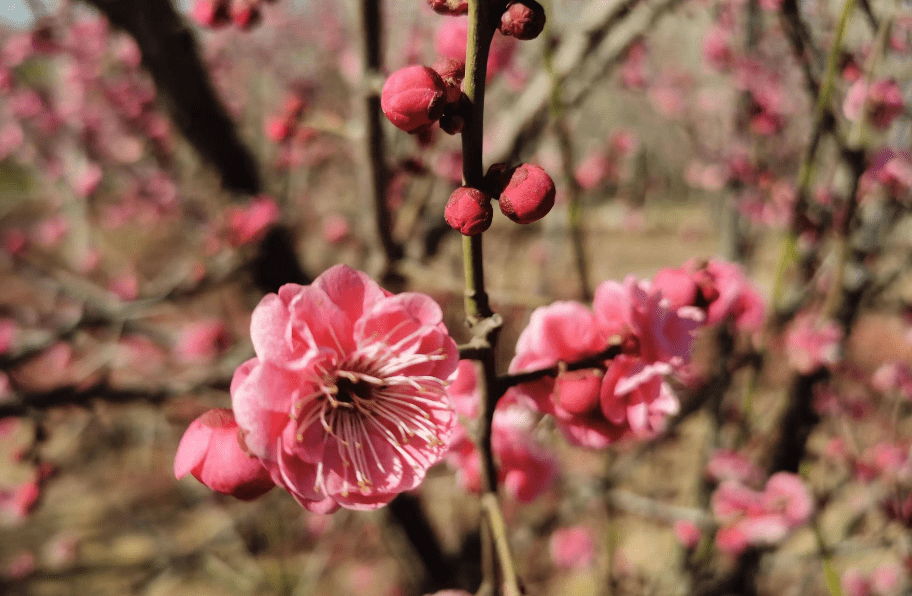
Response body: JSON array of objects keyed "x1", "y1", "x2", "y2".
[
  {"x1": 653, "y1": 258, "x2": 766, "y2": 333},
  {"x1": 174, "y1": 265, "x2": 459, "y2": 513},
  {"x1": 712, "y1": 472, "x2": 813, "y2": 554},
  {"x1": 509, "y1": 274, "x2": 701, "y2": 448},
  {"x1": 444, "y1": 361, "x2": 557, "y2": 502}
]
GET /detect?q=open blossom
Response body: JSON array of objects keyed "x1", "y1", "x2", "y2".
[
  {"x1": 229, "y1": 265, "x2": 459, "y2": 513},
  {"x1": 509, "y1": 278, "x2": 699, "y2": 448},
  {"x1": 712, "y1": 472, "x2": 813, "y2": 554}
]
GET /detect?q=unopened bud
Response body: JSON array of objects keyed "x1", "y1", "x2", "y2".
[
  {"x1": 445, "y1": 187, "x2": 494, "y2": 235},
  {"x1": 381, "y1": 66, "x2": 447, "y2": 133},
  {"x1": 499, "y1": 0, "x2": 546, "y2": 41},
  {"x1": 498, "y1": 163, "x2": 555, "y2": 224}
]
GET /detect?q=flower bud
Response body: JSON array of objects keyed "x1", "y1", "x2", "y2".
[
  {"x1": 174, "y1": 408, "x2": 274, "y2": 500},
  {"x1": 499, "y1": 0, "x2": 546, "y2": 41},
  {"x1": 381, "y1": 66, "x2": 448, "y2": 133},
  {"x1": 498, "y1": 163, "x2": 556, "y2": 224},
  {"x1": 427, "y1": 0, "x2": 469, "y2": 15},
  {"x1": 445, "y1": 187, "x2": 494, "y2": 235}
]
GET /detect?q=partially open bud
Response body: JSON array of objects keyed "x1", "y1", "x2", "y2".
[
  {"x1": 381, "y1": 66, "x2": 448, "y2": 133},
  {"x1": 498, "y1": 163, "x2": 556, "y2": 224},
  {"x1": 432, "y1": 58, "x2": 466, "y2": 105},
  {"x1": 499, "y1": 0, "x2": 546, "y2": 41},
  {"x1": 174, "y1": 408, "x2": 275, "y2": 500},
  {"x1": 445, "y1": 187, "x2": 494, "y2": 235},
  {"x1": 427, "y1": 0, "x2": 469, "y2": 15}
]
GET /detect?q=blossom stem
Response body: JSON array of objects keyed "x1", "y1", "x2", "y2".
[{"x1": 459, "y1": 0, "x2": 521, "y2": 594}]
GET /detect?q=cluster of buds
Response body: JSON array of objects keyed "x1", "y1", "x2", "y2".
[
  {"x1": 191, "y1": 0, "x2": 276, "y2": 30},
  {"x1": 381, "y1": 59, "x2": 467, "y2": 135},
  {"x1": 444, "y1": 163, "x2": 556, "y2": 235},
  {"x1": 427, "y1": 0, "x2": 546, "y2": 41}
]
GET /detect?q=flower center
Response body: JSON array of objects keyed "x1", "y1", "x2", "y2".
[{"x1": 334, "y1": 375, "x2": 374, "y2": 405}]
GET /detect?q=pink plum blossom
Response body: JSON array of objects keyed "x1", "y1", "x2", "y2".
[
  {"x1": 509, "y1": 279, "x2": 698, "y2": 448},
  {"x1": 844, "y1": 79, "x2": 905, "y2": 129},
  {"x1": 711, "y1": 472, "x2": 813, "y2": 554},
  {"x1": 550, "y1": 526, "x2": 596, "y2": 570},
  {"x1": 226, "y1": 195, "x2": 280, "y2": 245},
  {"x1": 706, "y1": 449, "x2": 763, "y2": 486},
  {"x1": 174, "y1": 408, "x2": 275, "y2": 500},
  {"x1": 653, "y1": 258, "x2": 765, "y2": 333},
  {"x1": 176, "y1": 320, "x2": 231, "y2": 362},
  {"x1": 785, "y1": 313, "x2": 842, "y2": 374},
  {"x1": 229, "y1": 265, "x2": 459, "y2": 512}
]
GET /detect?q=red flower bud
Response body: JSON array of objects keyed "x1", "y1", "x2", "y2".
[
  {"x1": 381, "y1": 66, "x2": 448, "y2": 133},
  {"x1": 498, "y1": 163, "x2": 555, "y2": 224},
  {"x1": 499, "y1": 0, "x2": 546, "y2": 41},
  {"x1": 445, "y1": 187, "x2": 494, "y2": 235},
  {"x1": 427, "y1": 0, "x2": 469, "y2": 15}
]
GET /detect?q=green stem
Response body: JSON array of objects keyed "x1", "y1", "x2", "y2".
[{"x1": 460, "y1": 1, "x2": 518, "y2": 595}]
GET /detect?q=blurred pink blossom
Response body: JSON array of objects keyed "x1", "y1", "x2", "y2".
[
  {"x1": 844, "y1": 79, "x2": 905, "y2": 129},
  {"x1": 175, "y1": 320, "x2": 231, "y2": 362},
  {"x1": 673, "y1": 520, "x2": 701, "y2": 549},
  {"x1": 712, "y1": 472, "x2": 813, "y2": 554},
  {"x1": 785, "y1": 313, "x2": 842, "y2": 374},
  {"x1": 226, "y1": 195, "x2": 280, "y2": 245},
  {"x1": 550, "y1": 526, "x2": 596, "y2": 570}
]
